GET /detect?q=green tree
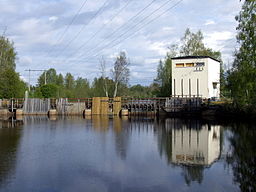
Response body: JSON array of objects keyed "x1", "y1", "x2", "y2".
[
  {"x1": 0, "y1": 68, "x2": 26, "y2": 98},
  {"x1": 91, "y1": 77, "x2": 115, "y2": 97},
  {"x1": 74, "y1": 77, "x2": 90, "y2": 98},
  {"x1": 154, "y1": 45, "x2": 176, "y2": 97},
  {"x1": 56, "y1": 74, "x2": 64, "y2": 87},
  {"x1": 64, "y1": 73, "x2": 75, "y2": 90},
  {"x1": 38, "y1": 68, "x2": 58, "y2": 86},
  {"x1": 0, "y1": 36, "x2": 16, "y2": 70},
  {"x1": 0, "y1": 36, "x2": 26, "y2": 98},
  {"x1": 112, "y1": 52, "x2": 130, "y2": 97},
  {"x1": 180, "y1": 29, "x2": 206, "y2": 56},
  {"x1": 228, "y1": 0, "x2": 256, "y2": 107},
  {"x1": 180, "y1": 28, "x2": 222, "y2": 60},
  {"x1": 128, "y1": 84, "x2": 154, "y2": 98},
  {"x1": 40, "y1": 84, "x2": 58, "y2": 98}
]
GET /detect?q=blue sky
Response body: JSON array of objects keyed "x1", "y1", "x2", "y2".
[{"x1": 0, "y1": 0, "x2": 242, "y2": 85}]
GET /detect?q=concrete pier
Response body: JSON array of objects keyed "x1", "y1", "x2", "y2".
[
  {"x1": 84, "y1": 109, "x2": 92, "y2": 116},
  {"x1": 49, "y1": 109, "x2": 57, "y2": 116},
  {"x1": 121, "y1": 109, "x2": 129, "y2": 116},
  {"x1": 0, "y1": 109, "x2": 10, "y2": 116},
  {"x1": 16, "y1": 109, "x2": 23, "y2": 116}
]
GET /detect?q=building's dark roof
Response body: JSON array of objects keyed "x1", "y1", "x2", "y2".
[{"x1": 171, "y1": 56, "x2": 220, "y2": 63}]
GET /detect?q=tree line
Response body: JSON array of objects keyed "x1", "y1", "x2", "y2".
[{"x1": 29, "y1": 51, "x2": 155, "y2": 98}]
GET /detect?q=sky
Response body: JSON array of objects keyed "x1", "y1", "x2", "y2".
[{"x1": 0, "y1": 0, "x2": 242, "y2": 85}]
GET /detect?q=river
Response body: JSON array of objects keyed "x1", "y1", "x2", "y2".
[{"x1": 0, "y1": 116, "x2": 255, "y2": 192}]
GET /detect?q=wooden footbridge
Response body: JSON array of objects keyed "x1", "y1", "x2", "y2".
[{"x1": 1, "y1": 96, "x2": 203, "y2": 117}]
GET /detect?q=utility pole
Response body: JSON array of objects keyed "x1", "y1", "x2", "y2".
[{"x1": 25, "y1": 69, "x2": 47, "y2": 92}]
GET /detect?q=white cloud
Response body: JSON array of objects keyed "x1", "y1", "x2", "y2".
[
  {"x1": 206, "y1": 31, "x2": 234, "y2": 41},
  {"x1": 148, "y1": 41, "x2": 168, "y2": 56},
  {"x1": 162, "y1": 26, "x2": 173, "y2": 31},
  {"x1": 204, "y1": 20, "x2": 216, "y2": 26},
  {"x1": 19, "y1": 56, "x2": 33, "y2": 66},
  {"x1": 49, "y1": 16, "x2": 58, "y2": 22},
  {"x1": 204, "y1": 31, "x2": 235, "y2": 51}
]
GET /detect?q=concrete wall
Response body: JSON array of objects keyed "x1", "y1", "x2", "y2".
[
  {"x1": 57, "y1": 99, "x2": 85, "y2": 115},
  {"x1": 172, "y1": 57, "x2": 220, "y2": 98}
]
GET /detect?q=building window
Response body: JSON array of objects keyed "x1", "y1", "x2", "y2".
[
  {"x1": 186, "y1": 63, "x2": 195, "y2": 67},
  {"x1": 213, "y1": 82, "x2": 218, "y2": 89},
  {"x1": 176, "y1": 63, "x2": 185, "y2": 68},
  {"x1": 196, "y1": 62, "x2": 205, "y2": 67}
]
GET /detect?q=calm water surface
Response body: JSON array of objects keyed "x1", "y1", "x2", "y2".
[{"x1": 0, "y1": 116, "x2": 255, "y2": 192}]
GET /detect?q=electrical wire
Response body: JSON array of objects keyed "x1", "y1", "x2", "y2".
[
  {"x1": 52, "y1": 0, "x2": 109, "y2": 59},
  {"x1": 83, "y1": 0, "x2": 176, "y2": 59},
  {"x1": 45, "y1": 0, "x2": 89, "y2": 57},
  {"x1": 59, "y1": 0, "x2": 133, "y2": 65},
  {"x1": 77, "y1": 0, "x2": 183, "y2": 62},
  {"x1": 57, "y1": 0, "x2": 158, "y2": 66}
]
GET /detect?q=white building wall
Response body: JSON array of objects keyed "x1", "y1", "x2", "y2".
[
  {"x1": 172, "y1": 57, "x2": 220, "y2": 98},
  {"x1": 208, "y1": 59, "x2": 221, "y2": 98}
]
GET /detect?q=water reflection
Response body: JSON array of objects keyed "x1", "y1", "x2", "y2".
[
  {"x1": 157, "y1": 119, "x2": 221, "y2": 185},
  {"x1": 225, "y1": 122, "x2": 256, "y2": 192},
  {"x1": 113, "y1": 117, "x2": 130, "y2": 160},
  {"x1": 0, "y1": 116, "x2": 254, "y2": 192},
  {"x1": 0, "y1": 118, "x2": 22, "y2": 188},
  {"x1": 90, "y1": 116, "x2": 130, "y2": 160},
  {"x1": 91, "y1": 115, "x2": 109, "y2": 132}
]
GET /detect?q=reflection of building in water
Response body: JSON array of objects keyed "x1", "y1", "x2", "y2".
[
  {"x1": 158, "y1": 118, "x2": 221, "y2": 185},
  {"x1": 171, "y1": 121, "x2": 220, "y2": 166}
]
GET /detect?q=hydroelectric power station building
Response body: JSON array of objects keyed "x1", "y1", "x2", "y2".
[{"x1": 171, "y1": 56, "x2": 220, "y2": 99}]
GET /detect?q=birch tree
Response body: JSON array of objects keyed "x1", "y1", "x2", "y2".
[
  {"x1": 99, "y1": 56, "x2": 109, "y2": 97},
  {"x1": 112, "y1": 52, "x2": 130, "y2": 97}
]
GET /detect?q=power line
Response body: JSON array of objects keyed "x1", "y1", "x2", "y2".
[
  {"x1": 59, "y1": 0, "x2": 133, "y2": 65},
  {"x1": 83, "y1": 0, "x2": 176, "y2": 59},
  {"x1": 58, "y1": 0, "x2": 158, "y2": 66},
  {"x1": 52, "y1": 0, "x2": 109, "y2": 60},
  {"x1": 77, "y1": 0, "x2": 183, "y2": 62},
  {"x1": 25, "y1": 69, "x2": 47, "y2": 91},
  {"x1": 48, "y1": 0, "x2": 183, "y2": 86},
  {"x1": 45, "y1": 0, "x2": 89, "y2": 57}
]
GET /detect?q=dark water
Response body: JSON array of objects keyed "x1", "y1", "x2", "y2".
[{"x1": 0, "y1": 116, "x2": 255, "y2": 192}]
